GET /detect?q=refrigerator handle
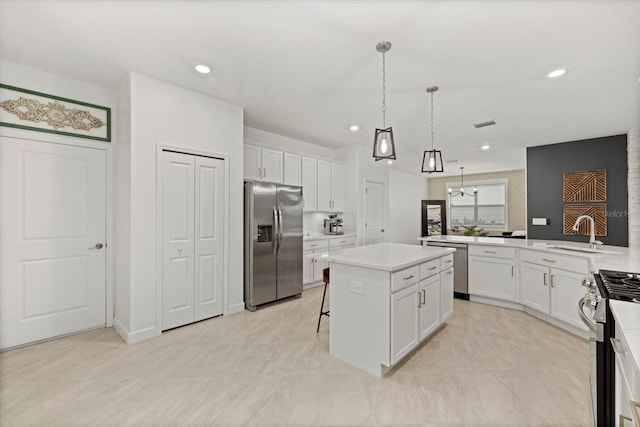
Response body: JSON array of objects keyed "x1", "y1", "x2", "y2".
[
  {"x1": 272, "y1": 205, "x2": 279, "y2": 255},
  {"x1": 277, "y1": 207, "x2": 284, "y2": 254}
]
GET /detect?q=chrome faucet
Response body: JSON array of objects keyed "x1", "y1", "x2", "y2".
[{"x1": 572, "y1": 215, "x2": 603, "y2": 249}]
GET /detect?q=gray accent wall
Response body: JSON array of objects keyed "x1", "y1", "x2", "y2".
[{"x1": 526, "y1": 134, "x2": 628, "y2": 247}]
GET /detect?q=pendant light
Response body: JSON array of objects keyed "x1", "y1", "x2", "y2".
[
  {"x1": 448, "y1": 167, "x2": 478, "y2": 197},
  {"x1": 373, "y1": 41, "x2": 396, "y2": 161},
  {"x1": 422, "y1": 86, "x2": 444, "y2": 173}
]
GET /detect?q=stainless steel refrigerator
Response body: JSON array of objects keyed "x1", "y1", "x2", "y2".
[{"x1": 244, "y1": 181, "x2": 303, "y2": 311}]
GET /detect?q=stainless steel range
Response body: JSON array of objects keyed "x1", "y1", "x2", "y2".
[{"x1": 579, "y1": 269, "x2": 640, "y2": 426}]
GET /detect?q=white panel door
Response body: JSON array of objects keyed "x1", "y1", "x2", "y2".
[
  {"x1": 365, "y1": 180, "x2": 384, "y2": 245},
  {"x1": 0, "y1": 137, "x2": 106, "y2": 349},
  {"x1": 194, "y1": 156, "x2": 225, "y2": 321},
  {"x1": 419, "y1": 275, "x2": 441, "y2": 340},
  {"x1": 550, "y1": 269, "x2": 588, "y2": 332},
  {"x1": 440, "y1": 268, "x2": 454, "y2": 322},
  {"x1": 520, "y1": 262, "x2": 550, "y2": 313},
  {"x1": 301, "y1": 157, "x2": 317, "y2": 212},
  {"x1": 391, "y1": 283, "x2": 420, "y2": 364},
  {"x1": 162, "y1": 151, "x2": 195, "y2": 330}
]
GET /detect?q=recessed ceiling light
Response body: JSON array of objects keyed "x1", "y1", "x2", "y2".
[
  {"x1": 481, "y1": 144, "x2": 491, "y2": 150},
  {"x1": 195, "y1": 64, "x2": 211, "y2": 74},
  {"x1": 349, "y1": 124, "x2": 359, "y2": 132},
  {"x1": 547, "y1": 68, "x2": 566, "y2": 78}
]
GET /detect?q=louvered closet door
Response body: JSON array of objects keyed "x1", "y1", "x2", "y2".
[{"x1": 162, "y1": 151, "x2": 225, "y2": 330}]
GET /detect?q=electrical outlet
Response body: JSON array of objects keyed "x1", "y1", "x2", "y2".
[{"x1": 350, "y1": 281, "x2": 364, "y2": 295}]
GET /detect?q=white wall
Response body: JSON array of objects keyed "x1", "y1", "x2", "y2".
[
  {"x1": 388, "y1": 170, "x2": 428, "y2": 244},
  {"x1": 116, "y1": 72, "x2": 244, "y2": 343}
]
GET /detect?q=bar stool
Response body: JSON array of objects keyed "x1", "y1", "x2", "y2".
[{"x1": 316, "y1": 267, "x2": 330, "y2": 333}]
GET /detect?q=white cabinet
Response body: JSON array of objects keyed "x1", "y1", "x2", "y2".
[
  {"x1": 317, "y1": 159, "x2": 345, "y2": 212},
  {"x1": 301, "y1": 157, "x2": 317, "y2": 212},
  {"x1": 519, "y1": 250, "x2": 589, "y2": 332},
  {"x1": 328, "y1": 235, "x2": 357, "y2": 250},
  {"x1": 440, "y1": 267, "x2": 454, "y2": 321},
  {"x1": 283, "y1": 152, "x2": 301, "y2": 186},
  {"x1": 419, "y1": 274, "x2": 441, "y2": 340},
  {"x1": 391, "y1": 283, "x2": 420, "y2": 364},
  {"x1": 243, "y1": 144, "x2": 283, "y2": 183},
  {"x1": 468, "y1": 245, "x2": 516, "y2": 302},
  {"x1": 303, "y1": 239, "x2": 329, "y2": 285}
]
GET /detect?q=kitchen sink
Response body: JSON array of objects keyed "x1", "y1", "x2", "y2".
[{"x1": 544, "y1": 244, "x2": 623, "y2": 255}]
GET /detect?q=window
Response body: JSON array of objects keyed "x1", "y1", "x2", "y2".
[{"x1": 447, "y1": 179, "x2": 507, "y2": 230}]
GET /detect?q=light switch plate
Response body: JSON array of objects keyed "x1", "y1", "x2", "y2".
[
  {"x1": 350, "y1": 281, "x2": 364, "y2": 295},
  {"x1": 532, "y1": 217, "x2": 548, "y2": 225}
]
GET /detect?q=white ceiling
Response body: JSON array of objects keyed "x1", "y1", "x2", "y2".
[{"x1": 1, "y1": 1, "x2": 639, "y2": 176}]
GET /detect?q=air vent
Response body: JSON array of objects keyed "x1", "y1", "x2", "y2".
[{"x1": 473, "y1": 120, "x2": 496, "y2": 128}]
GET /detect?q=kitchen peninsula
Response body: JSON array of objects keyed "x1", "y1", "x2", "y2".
[{"x1": 315, "y1": 243, "x2": 455, "y2": 376}]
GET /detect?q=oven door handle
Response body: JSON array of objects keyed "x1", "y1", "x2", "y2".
[{"x1": 578, "y1": 297, "x2": 597, "y2": 333}]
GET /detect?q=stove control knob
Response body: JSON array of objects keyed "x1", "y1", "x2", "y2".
[{"x1": 582, "y1": 278, "x2": 594, "y2": 288}]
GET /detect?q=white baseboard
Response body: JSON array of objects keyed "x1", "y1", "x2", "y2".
[
  {"x1": 469, "y1": 295, "x2": 522, "y2": 311},
  {"x1": 113, "y1": 318, "x2": 160, "y2": 344},
  {"x1": 226, "y1": 302, "x2": 245, "y2": 315}
]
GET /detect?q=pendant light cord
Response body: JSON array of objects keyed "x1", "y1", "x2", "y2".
[
  {"x1": 381, "y1": 51, "x2": 387, "y2": 129},
  {"x1": 430, "y1": 90, "x2": 435, "y2": 150}
]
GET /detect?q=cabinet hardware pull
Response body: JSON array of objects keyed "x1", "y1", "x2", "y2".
[
  {"x1": 542, "y1": 258, "x2": 556, "y2": 263},
  {"x1": 263, "y1": 168, "x2": 266, "y2": 177},
  {"x1": 421, "y1": 289, "x2": 426, "y2": 305},
  {"x1": 550, "y1": 275, "x2": 555, "y2": 287},
  {"x1": 610, "y1": 338, "x2": 625, "y2": 354},
  {"x1": 310, "y1": 244, "x2": 317, "y2": 247},
  {"x1": 428, "y1": 266, "x2": 437, "y2": 271},
  {"x1": 543, "y1": 272, "x2": 549, "y2": 286},
  {"x1": 403, "y1": 275, "x2": 414, "y2": 280},
  {"x1": 511, "y1": 266, "x2": 514, "y2": 277},
  {"x1": 444, "y1": 260, "x2": 452, "y2": 263},
  {"x1": 257, "y1": 168, "x2": 261, "y2": 178},
  {"x1": 484, "y1": 250, "x2": 497, "y2": 254}
]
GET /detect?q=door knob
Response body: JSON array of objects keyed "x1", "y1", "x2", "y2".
[{"x1": 90, "y1": 243, "x2": 104, "y2": 250}]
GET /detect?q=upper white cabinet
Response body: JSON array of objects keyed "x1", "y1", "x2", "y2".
[
  {"x1": 317, "y1": 159, "x2": 345, "y2": 212},
  {"x1": 468, "y1": 245, "x2": 516, "y2": 302},
  {"x1": 301, "y1": 157, "x2": 317, "y2": 212},
  {"x1": 243, "y1": 144, "x2": 283, "y2": 183},
  {"x1": 283, "y1": 153, "x2": 301, "y2": 186}
]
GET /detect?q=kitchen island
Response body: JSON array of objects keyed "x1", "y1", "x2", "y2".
[{"x1": 315, "y1": 243, "x2": 455, "y2": 377}]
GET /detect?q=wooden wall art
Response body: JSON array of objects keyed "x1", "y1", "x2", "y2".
[
  {"x1": 563, "y1": 169, "x2": 606, "y2": 202},
  {"x1": 0, "y1": 84, "x2": 111, "y2": 142},
  {"x1": 563, "y1": 204, "x2": 607, "y2": 236}
]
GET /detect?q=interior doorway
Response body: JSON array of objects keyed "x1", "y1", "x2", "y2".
[{"x1": 364, "y1": 179, "x2": 385, "y2": 245}]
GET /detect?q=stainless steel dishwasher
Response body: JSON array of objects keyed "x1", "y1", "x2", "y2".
[{"x1": 426, "y1": 241, "x2": 469, "y2": 300}]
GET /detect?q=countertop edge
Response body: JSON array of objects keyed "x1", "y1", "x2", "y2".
[{"x1": 327, "y1": 246, "x2": 455, "y2": 272}]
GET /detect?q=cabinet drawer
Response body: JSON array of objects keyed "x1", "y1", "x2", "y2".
[
  {"x1": 391, "y1": 265, "x2": 420, "y2": 292},
  {"x1": 440, "y1": 254, "x2": 454, "y2": 270},
  {"x1": 520, "y1": 249, "x2": 589, "y2": 274},
  {"x1": 329, "y1": 236, "x2": 356, "y2": 248},
  {"x1": 419, "y1": 259, "x2": 440, "y2": 279},
  {"x1": 469, "y1": 245, "x2": 515, "y2": 259},
  {"x1": 303, "y1": 239, "x2": 328, "y2": 251}
]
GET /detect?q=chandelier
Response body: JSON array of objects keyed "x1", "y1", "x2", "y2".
[{"x1": 448, "y1": 167, "x2": 477, "y2": 197}]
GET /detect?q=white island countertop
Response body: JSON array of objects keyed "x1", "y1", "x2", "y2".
[
  {"x1": 419, "y1": 235, "x2": 639, "y2": 272},
  {"x1": 315, "y1": 242, "x2": 455, "y2": 272}
]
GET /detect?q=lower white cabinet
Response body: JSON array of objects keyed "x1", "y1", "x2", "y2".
[
  {"x1": 419, "y1": 274, "x2": 441, "y2": 341},
  {"x1": 468, "y1": 247, "x2": 515, "y2": 302},
  {"x1": 440, "y1": 267, "x2": 454, "y2": 321},
  {"x1": 303, "y1": 236, "x2": 356, "y2": 286},
  {"x1": 519, "y1": 250, "x2": 589, "y2": 332},
  {"x1": 391, "y1": 283, "x2": 420, "y2": 364}
]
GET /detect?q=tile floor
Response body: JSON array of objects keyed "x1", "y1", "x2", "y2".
[{"x1": 0, "y1": 286, "x2": 592, "y2": 426}]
